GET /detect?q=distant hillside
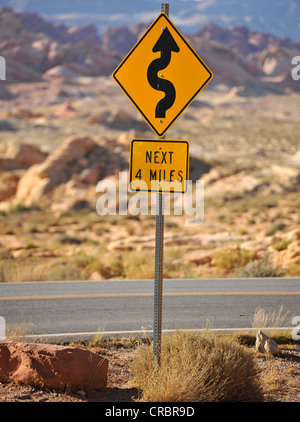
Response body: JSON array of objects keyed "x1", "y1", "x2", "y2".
[
  {"x1": 0, "y1": 7, "x2": 299, "y2": 94},
  {"x1": 0, "y1": 7, "x2": 121, "y2": 83},
  {"x1": 1, "y1": 0, "x2": 300, "y2": 41}
]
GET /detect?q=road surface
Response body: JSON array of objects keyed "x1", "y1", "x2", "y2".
[{"x1": 0, "y1": 278, "x2": 299, "y2": 341}]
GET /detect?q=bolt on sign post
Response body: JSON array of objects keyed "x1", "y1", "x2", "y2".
[{"x1": 112, "y1": 3, "x2": 213, "y2": 365}]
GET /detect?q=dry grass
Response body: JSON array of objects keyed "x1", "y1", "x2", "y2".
[
  {"x1": 5, "y1": 321, "x2": 33, "y2": 341},
  {"x1": 238, "y1": 259, "x2": 285, "y2": 278},
  {"x1": 214, "y1": 247, "x2": 253, "y2": 269},
  {"x1": 261, "y1": 357, "x2": 284, "y2": 391},
  {"x1": 0, "y1": 259, "x2": 49, "y2": 282},
  {"x1": 253, "y1": 305, "x2": 292, "y2": 335},
  {"x1": 131, "y1": 330, "x2": 264, "y2": 402}
]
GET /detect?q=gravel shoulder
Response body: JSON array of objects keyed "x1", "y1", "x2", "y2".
[{"x1": 0, "y1": 344, "x2": 299, "y2": 403}]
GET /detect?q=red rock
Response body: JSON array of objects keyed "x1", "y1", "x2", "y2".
[
  {"x1": 15, "y1": 136, "x2": 126, "y2": 206},
  {"x1": 0, "y1": 341, "x2": 108, "y2": 391},
  {"x1": 0, "y1": 143, "x2": 47, "y2": 171},
  {"x1": 0, "y1": 172, "x2": 20, "y2": 202}
]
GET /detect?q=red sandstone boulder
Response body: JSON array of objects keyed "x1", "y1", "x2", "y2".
[{"x1": 0, "y1": 341, "x2": 108, "y2": 391}]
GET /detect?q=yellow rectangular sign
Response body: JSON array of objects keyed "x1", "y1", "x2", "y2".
[{"x1": 129, "y1": 139, "x2": 189, "y2": 193}]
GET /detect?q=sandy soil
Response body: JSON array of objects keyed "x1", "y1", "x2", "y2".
[{"x1": 0, "y1": 345, "x2": 299, "y2": 403}]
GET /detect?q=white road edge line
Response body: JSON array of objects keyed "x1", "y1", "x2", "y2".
[{"x1": 24, "y1": 326, "x2": 294, "y2": 339}]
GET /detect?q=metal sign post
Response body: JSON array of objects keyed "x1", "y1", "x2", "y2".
[
  {"x1": 153, "y1": 191, "x2": 164, "y2": 364},
  {"x1": 161, "y1": 2, "x2": 169, "y2": 16},
  {"x1": 153, "y1": 2, "x2": 169, "y2": 366}
]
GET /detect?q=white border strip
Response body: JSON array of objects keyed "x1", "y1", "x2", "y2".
[{"x1": 24, "y1": 326, "x2": 294, "y2": 340}]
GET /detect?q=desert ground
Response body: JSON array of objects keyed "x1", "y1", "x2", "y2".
[
  {"x1": 0, "y1": 337, "x2": 299, "y2": 402},
  {"x1": 0, "y1": 76, "x2": 299, "y2": 282}
]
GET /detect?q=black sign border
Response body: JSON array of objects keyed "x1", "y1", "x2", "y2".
[{"x1": 129, "y1": 138, "x2": 189, "y2": 194}]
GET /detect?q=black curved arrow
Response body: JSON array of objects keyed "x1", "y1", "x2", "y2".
[{"x1": 147, "y1": 27, "x2": 180, "y2": 119}]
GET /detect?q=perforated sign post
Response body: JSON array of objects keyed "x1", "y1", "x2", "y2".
[{"x1": 112, "y1": 3, "x2": 212, "y2": 365}]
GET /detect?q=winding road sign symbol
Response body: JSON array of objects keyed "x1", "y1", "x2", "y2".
[
  {"x1": 147, "y1": 27, "x2": 180, "y2": 119},
  {"x1": 113, "y1": 13, "x2": 213, "y2": 138}
]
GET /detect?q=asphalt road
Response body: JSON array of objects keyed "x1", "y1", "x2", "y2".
[{"x1": 0, "y1": 278, "x2": 299, "y2": 341}]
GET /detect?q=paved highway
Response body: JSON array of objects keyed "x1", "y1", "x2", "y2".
[{"x1": 0, "y1": 278, "x2": 299, "y2": 341}]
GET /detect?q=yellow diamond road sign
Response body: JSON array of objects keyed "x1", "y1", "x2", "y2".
[
  {"x1": 113, "y1": 13, "x2": 213, "y2": 138},
  {"x1": 129, "y1": 139, "x2": 189, "y2": 193}
]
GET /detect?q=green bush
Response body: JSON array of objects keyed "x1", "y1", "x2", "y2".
[
  {"x1": 214, "y1": 247, "x2": 253, "y2": 269},
  {"x1": 238, "y1": 259, "x2": 284, "y2": 278},
  {"x1": 10, "y1": 203, "x2": 32, "y2": 213},
  {"x1": 272, "y1": 238, "x2": 292, "y2": 251}
]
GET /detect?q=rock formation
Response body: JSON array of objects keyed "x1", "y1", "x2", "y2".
[
  {"x1": 15, "y1": 136, "x2": 126, "y2": 206},
  {"x1": 0, "y1": 7, "x2": 299, "y2": 92},
  {"x1": 0, "y1": 341, "x2": 108, "y2": 391}
]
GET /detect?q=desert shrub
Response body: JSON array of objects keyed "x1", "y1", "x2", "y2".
[
  {"x1": 132, "y1": 331, "x2": 263, "y2": 402},
  {"x1": 237, "y1": 259, "x2": 284, "y2": 278},
  {"x1": 10, "y1": 203, "x2": 33, "y2": 213},
  {"x1": 47, "y1": 262, "x2": 85, "y2": 281},
  {"x1": 101, "y1": 259, "x2": 125, "y2": 278},
  {"x1": 56, "y1": 234, "x2": 83, "y2": 245},
  {"x1": 272, "y1": 238, "x2": 292, "y2": 251},
  {"x1": 285, "y1": 263, "x2": 300, "y2": 276},
  {"x1": 25, "y1": 242, "x2": 38, "y2": 249},
  {"x1": 214, "y1": 247, "x2": 252, "y2": 269},
  {"x1": 72, "y1": 249, "x2": 96, "y2": 268},
  {"x1": 123, "y1": 253, "x2": 154, "y2": 279},
  {"x1": 87, "y1": 255, "x2": 125, "y2": 279},
  {"x1": 0, "y1": 259, "x2": 49, "y2": 282},
  {"x1": 265, "y1": 221, "x2": 285, "y2": 236}
]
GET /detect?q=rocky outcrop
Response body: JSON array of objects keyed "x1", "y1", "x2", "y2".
[
  {"x1": 188, "y1": 23, "x2": 300, "y2": 93},
  {"x1": 273, "y1": 229, "x2": 300, "y2": 268},
  {"x1": 290, "y1": 149, "x2": 300, "y2": 168},
  {"x1": 203, "y1": 172, "x2": 265, "y2": 200},
  {"x1": 1, "y1": 7, "x2": 299, "y2": 92},
  {"x1": 0, "y1": 8, "x2": 120, "y2": 82},
  {"x1": 2, "y1": 39, "x2": 120, "y2": 82},
  {"x1": 1, "y1": 7, "x2": 102, "y2": 46},
  {"x1": 101, "y1": 26, "x2": 137, "y2": 54},
  {"x1": 0, "y1": 341, "x2": 108, "y2": 391},
  {"x1": 0, "y1": 172, "x2": 21, "y2": 202},
  {"x1": 197, "y1": 23, "x2": 300, "y2": 57},
  {"x1": 0, "y1": 143, "x2": 48, "y2": 171},
  {"x1": 202, "y1": 165, "x2": 300, "y2": 201},
  {"x1": 15, "y1": 136, "x2": 126, "y2": 206}
]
